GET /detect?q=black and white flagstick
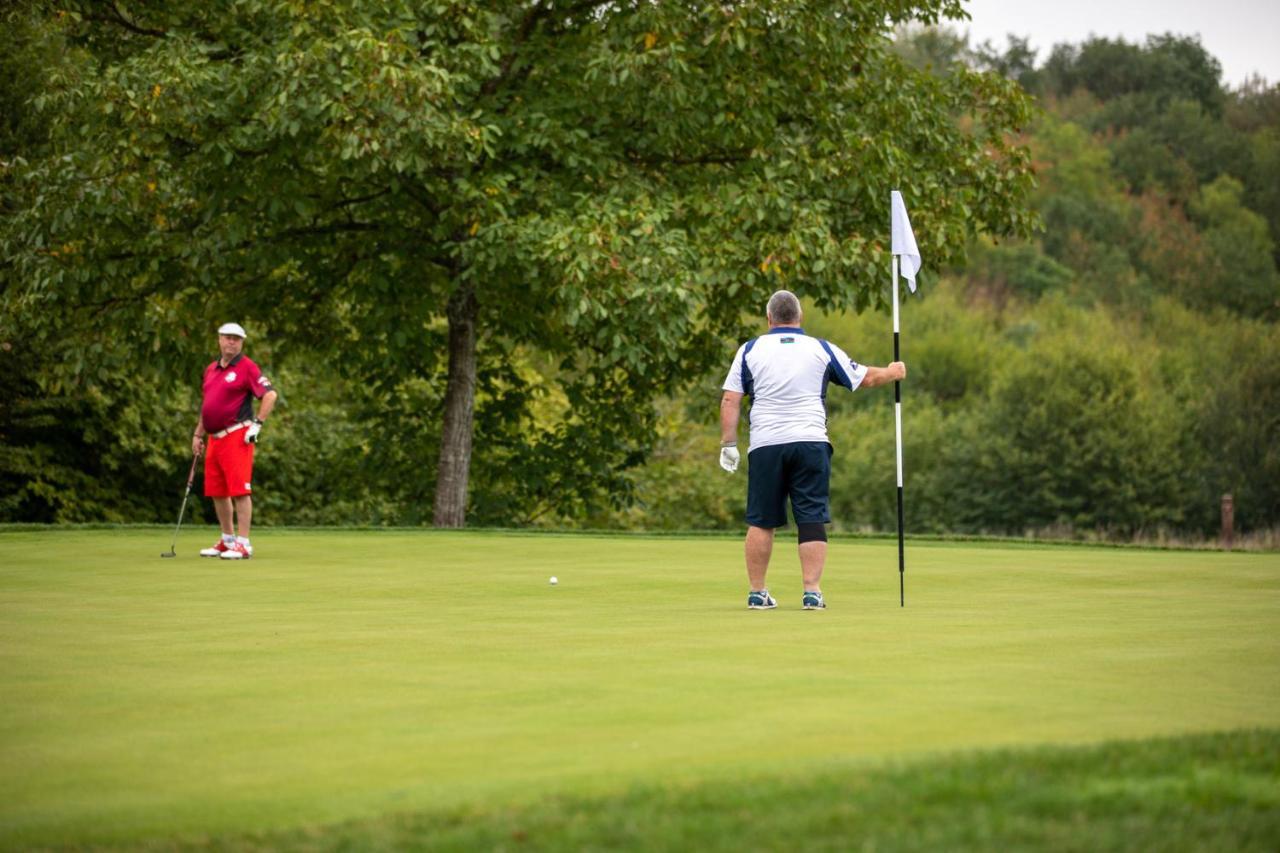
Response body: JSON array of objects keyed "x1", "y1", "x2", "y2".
[
  {"x1": 892, "y1": 255, "x2": 905, "y2": 607},
  {"x1": 889, "y1": 189, "x2": 919, "y2": 607}
]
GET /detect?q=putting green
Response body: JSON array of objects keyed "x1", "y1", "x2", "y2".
[{"x1": 1, "y1": 529, "x2": 1277, "y2": 847}]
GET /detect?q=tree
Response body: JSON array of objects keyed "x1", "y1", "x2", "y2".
[
  {"x1": 891, "y1": 22, "x2": 974, "y2": 74},
  {"x1": 1038, "y1": 34, "x2": 1224, "y2": 117},
  {"x1": 3, "y1": 0, "x2": 1035, "y2": 526},
  {"x1": 1188, "y1": 176, "x2": 1280, "y2": 318},
  {"x1": 945, "y1": 319, "x2": 1187, "y2": 536},
  {"x1": 973, "y1": 34, "x2": 1039, "y2": 90}
]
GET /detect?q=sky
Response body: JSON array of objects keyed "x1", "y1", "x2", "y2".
[{"x1": 959, "y1": 0, "x2": 1280, "y2": 88}]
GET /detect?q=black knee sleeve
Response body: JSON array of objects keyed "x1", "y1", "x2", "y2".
[{"x1": 797, "y1": 522, "x2": 828, "y2": 543}]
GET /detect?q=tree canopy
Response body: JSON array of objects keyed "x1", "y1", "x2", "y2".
[{"x1": 3, "y1": 1, "x2": 1036, "y2": 525}]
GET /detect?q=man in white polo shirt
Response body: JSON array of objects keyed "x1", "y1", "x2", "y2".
[{"x1": 719, "y1": 290, "x2": 906, "y2": 610}]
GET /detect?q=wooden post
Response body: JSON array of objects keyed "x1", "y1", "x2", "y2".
[{"x1": 1220, "y1": 493, "x2": 1234, "y2": 550}]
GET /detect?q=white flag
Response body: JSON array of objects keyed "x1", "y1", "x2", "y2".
[{"x1": 891, "y1": 190, "x2": 921, "y2": 293}]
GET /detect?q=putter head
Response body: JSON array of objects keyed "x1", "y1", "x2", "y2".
[{"x1": 160, "y1": 550, "x2": 176, "y2": 558}]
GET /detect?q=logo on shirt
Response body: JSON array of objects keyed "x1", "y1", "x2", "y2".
[
  {"x1": 781, "y1": 337, "x2": 795, "y2": 344},
  {"x1": 258, "y1": 376, "x2": 272, "y2": 387},
  {"x1": 224, "y1": 371, "x2": 238, "y2": 383}
]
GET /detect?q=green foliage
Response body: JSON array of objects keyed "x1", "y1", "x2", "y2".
[
  {"x1": 734, "y1": 283, "x2": 1274, "y2": 537},
  {"x1": 0, "y1": 5, "x2": 52, "y2": 157},
  {"x1": 1245, "y1": 127, "x2": 1280, "y2": 251},
  {"x1": 965, "y1": 240, "x2": 1075, "y2": 302},
  {"x1": 0, "y1": 341, "x2": 200, "y2": 524},
  {"x1": 971, "y1": 35, "x2": 1040, "y2": 89},
  {"x1": 251, "y1": 370, "x2": 406, "y2": 527},
  {"x1": 1188, "y1": 176, "x2": 1280, "y2": 317},
  {"x1": 1151, "y1": 300, "x2": 1280, "y2": 533},
  {"x1": 1030, "y1": 117, "x2": 1133, "y2": 251},
  {"x1": 1109, "y1": 125, "x2": 1198, "y2": 199},
  {"x1": 3, "y1": 16, "x2": 1277, "y2": 539},
  {"x1": 1008, "y1": 96, "x2": 1280, "y2": 319},
  {"x1": 955, "y1": 317, "x2": 1186, "y2": 534},
  {"x1": 892, "y1": 22, "x2": 974, "y2": 75},
  {"x1": 1031, "y1": 35, "x2": 1277, "y2": 273},
  {"x1": 1038, "y1": 34, "x2": 1225, "y2": 117},
  {"x1": 1015, "y1": 118, "x2": 1160, "y2": 309},
  {"x1": 1083, "y1": 94, "x2": 1253, "y2": 216},
  {"x1": 575, "y1": 399, "x2": 741, "y2": 531},
  {"x1": 1, "y1": 0, "x2": 1036, "y2": 525}
]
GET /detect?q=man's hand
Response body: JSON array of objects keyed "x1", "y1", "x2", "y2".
[
  {"x1": 719, "y1": 444, "x2": 740, "y2": 473},
  {"x1": 192, "y1": 434, "x2": 204, "y2": 457},
  {"x1": 245, "y1": 419, "x2": 263, "y2": 445}
]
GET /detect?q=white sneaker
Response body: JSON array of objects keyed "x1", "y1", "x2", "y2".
[
  {"x1": 219, "y1": 541, "x2": 253, "y2": 560},
  {"x1": 802, "y1": 590, "x2": 827, "y2": 610},
  {"x1": 200, "y1": 540, "x2": 232, "y2": 558}
]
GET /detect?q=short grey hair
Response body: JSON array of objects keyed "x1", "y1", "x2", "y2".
[{"x1": 766, "y1": 290, "x2": 802, "y2": 325}]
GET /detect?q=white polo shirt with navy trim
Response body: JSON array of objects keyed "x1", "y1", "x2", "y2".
[{"x1": 722, "y1": 327, "x2": 869, "y2": 451}]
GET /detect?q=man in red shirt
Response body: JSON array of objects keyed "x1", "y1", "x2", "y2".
[{"x1": 193, "y1": 323, "x2": 278, "y2": 560}]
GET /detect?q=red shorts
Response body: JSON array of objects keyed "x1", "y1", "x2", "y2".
[{"x1": 204, "y1": 429, "x2": 255, "y2": 497}]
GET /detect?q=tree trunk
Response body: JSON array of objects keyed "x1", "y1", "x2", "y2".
[{"x1": 432, "y1": 282, "x2": 478, "y2": 527}]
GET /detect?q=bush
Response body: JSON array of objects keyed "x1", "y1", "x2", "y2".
[{"x1": 949, "y1": 325, "x2": 1186, "y2": 534}]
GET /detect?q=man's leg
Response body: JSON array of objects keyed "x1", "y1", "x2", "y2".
[
  {"x1": 790, "y1": 443, "x2": 834, "y2": 605},
  {"x1": 799, "y1": 540, "x2": 826, "y2": 592},
  {"x1": 233, "y1": 495, "x2": 252, "y2": 538},
  {"x1": 746, "y1": 525, "x2": 774, "y2": 591},
  {"x1": 213, "y1": 497, "x2": 235, "y2": 536},
  {"x1": 205, "y1": 438, "x2": 234, "y2": 537},
  {"x1": 744, "y1": 445, "x2": 784, "y2": 608}
]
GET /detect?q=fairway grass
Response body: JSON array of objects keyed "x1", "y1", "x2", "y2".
[
  {"x1": 147, "y1": 729, "x2": 1280, "y2": 852},
  {"x1": 1, "y1": 529, "x2": 1278, "y2": 848}
]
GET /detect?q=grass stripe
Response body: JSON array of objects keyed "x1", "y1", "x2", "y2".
[
  {"x1": 78, "y1": 729, "x2": 1280, "y2": 851},
  {"x1": 1, "y1": 524, "x2": 1268, "y2": 552}
]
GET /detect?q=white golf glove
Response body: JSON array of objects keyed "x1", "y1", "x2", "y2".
[
  {"x1": 244, "y1": 419, "x2": 263, "y2": 445},
  {"x1": 719, "y1": 444, "x2": 740, "y2": 473}
]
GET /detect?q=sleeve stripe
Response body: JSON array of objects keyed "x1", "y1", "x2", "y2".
[
  {"x1": 741, "y1": 337, "x2": 758, "y2": 398},
  {"x1": 818, "y1": 339, "x2": 853, "y2": 389}
]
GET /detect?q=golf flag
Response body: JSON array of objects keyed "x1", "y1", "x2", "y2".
[
  {"x1": 889, "y1": 190, "x2": 920, "y2": 607},
  {"x1": 891, "y1": 190, "x2": 921, "y2": 292}
]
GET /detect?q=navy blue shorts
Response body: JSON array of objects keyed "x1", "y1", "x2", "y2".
[{"x1": 745, "y1": 441, "x2": 833, "y2": 528}]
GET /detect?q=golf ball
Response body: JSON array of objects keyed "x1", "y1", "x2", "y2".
[{"x1": 549, "y1": 576, "x2": 558, "y2": 585}]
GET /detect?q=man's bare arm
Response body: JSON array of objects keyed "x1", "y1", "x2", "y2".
[
  {"x1": 859, "y1": 361, "x2": 907, "y2": 389},
  {"x1": 720, "y1": 390, "x2": 744, "y2": 444},
  {"x1": 256, "y1": 390, "x2": 279, "y2": 421}
]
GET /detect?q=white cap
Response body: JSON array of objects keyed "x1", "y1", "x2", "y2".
[{"x1": 217, "y1": 322, "x2": 247, "y2": 338}]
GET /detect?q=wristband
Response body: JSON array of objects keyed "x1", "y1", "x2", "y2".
[
  {"x1": 252, "y1": 418, "x2": 264, "y2": 425},
  {"x1": 720, "y1": 441, "x2": 737, "y2": 448}
]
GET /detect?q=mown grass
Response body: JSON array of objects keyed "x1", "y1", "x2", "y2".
[
  {"x1": 5, "y1": 522, "x2": 1276, "y2": 552},
  {"x1": 153, "y1": 729, "x2": 1280, "y2": 852},
  {"x1": 1, "y1": 529, "x2": 1277, "y2": 849}
]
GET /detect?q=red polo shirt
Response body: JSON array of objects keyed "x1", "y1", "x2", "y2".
[{"x1": 201, "y1": 354, "x2": 273, "y2": 433}]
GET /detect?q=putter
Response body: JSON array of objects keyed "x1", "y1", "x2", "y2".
[{"x1": 161, "y1": 451, "x2": 200, "y2": 558}]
